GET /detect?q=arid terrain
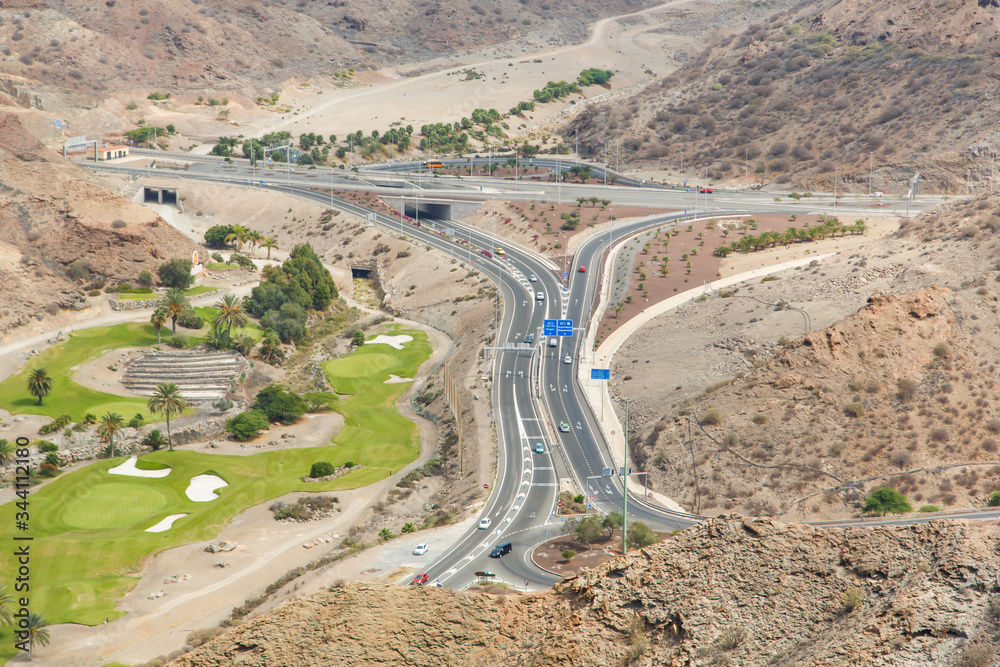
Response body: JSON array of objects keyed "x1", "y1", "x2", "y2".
[
  {"x1": 175, "y1": 516, "x2": 1000, "y2": 667},
  {"x1": 616, "y1": 195, "x2": 1000, "y2": 520},
  {"x1": 0, "y1": 112, "x2": 196, "y2": 339},
  {"x1": 569, "y1": 0, "x2": 1000, "y2": 193}
]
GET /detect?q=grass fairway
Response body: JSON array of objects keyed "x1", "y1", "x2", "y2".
[
  {"x1": 0, "y1": 323, "x2": 161, "y2": 421},
  {"x1": 0, "y1": 447, "x2": 389, "y2": 630},
  {"x1": 322, "y1": 325, "x2": 431, "y2": 478},
  {"x1": 0, "y1": 323, "x2": 432, "y2": 646}
]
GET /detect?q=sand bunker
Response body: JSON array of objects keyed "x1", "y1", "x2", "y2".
[
  {"x1": 368, "y1": 334, "x2": 412, "y2": 349},
  {"x1": 185, "y1": 474, "x2": 228, "y2": 502},
  {"x1": 145, "y1": 514, "x2": 188, "y2": 533},
  {"x1": 384, "y1": 374, "x2": 413, "y2": 384},
  {"x1": 109, "y1": 456, "x2": 171, "y2": 479}
]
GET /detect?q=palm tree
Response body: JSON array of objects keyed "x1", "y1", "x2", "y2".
[
  {"x1": 150, "y1": 307, "x2": 168, "y2": 346},
  {"x1": 261, "y1": 237, "x2": 278, "y2": 260},
  {"x1": 225, "y1": 224, "x2": 247, "y2": 254},
  {"x1": 162, "y1": 288, "x2": 189, "y2": 335},
  {"x1": 247, "y1": 230, "x2": 263, "y2": 257},
  {"x1": 0, "y1": 583, "x2": 13, "y2": 626},
  {"x1": 26, "y1": 368, "x2": 52, "y2": 405},
  {"x1": 212, "y1": 293, "x2": 248, "y2": 337},
  {"x1": 0, "y1": 439, "x2": 13, "y2": 467},
  {"x1": 99, "y1": 412, "x2": 125, "y2": 458},
  {"x1": 232, "y1": 333, "x2": 255, "y2": 356},
  {"x1": 141, "y1": 429, "x2": 168, "y2": 452},
  {"x1": 206, "y1": 325, "x2": 230, "y2": 350},
  {"x1": 25, "y1": 613, "x2": 50, "y2": 660},
  {"x1": 147, "y1": 383, "x2": 187, "y2": 451}
]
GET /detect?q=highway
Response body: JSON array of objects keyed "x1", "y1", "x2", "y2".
[{"x1": 81, "y1": 153, "x2": 977, "y2": 591}]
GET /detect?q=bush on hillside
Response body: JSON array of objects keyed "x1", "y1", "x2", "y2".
[
  {"x1": 246, "y1": 244, "x2": 336, "y2": 319},
  {"x1": 177, "y1": 308, "x2": 204, "y2": 330},
  {"x1": 204, "y1": 225, "x2": 234, "y2": 249}
]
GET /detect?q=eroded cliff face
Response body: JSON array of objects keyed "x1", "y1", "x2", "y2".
[
  {"x1": 0, "y1": 112, "x2": 196, "y2": 336},
  {"x1": 173, "y1": 517, "x2": 1000, "y2": 667}
]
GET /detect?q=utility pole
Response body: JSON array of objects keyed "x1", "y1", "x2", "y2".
[
  {"x1": 868, "y1": 152, "x2": 873, "y2": 196},
  {"x1": 622, "y1": 397, "x2": 630, "y2": 556},
  {"x1": 834, "y1": 167, "x2": 838, "y2": 207},
  {"x1": 575, "y1": 129, "x2": 579, "y2": 159},
  {"x1": 744, "y1": 148, "x2": 748, "y2": 190}
]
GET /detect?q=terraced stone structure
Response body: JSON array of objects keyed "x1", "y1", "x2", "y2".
[{"x1": 122, "y1": 350, "x2": 245, "y2": 402}]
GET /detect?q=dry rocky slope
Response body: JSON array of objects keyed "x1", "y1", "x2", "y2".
[
  {"x1": 0, "y1": 0, "x2": 656, "y2": 96},
  {"x1": 174, "y1": 516, "x2": 1000, "y2": 667},
  {"x1": 0, "y1": 112, "x2": 196, "y2": 337},
  {"x1": 618, "y1": 197, "x2": 1000, "y2": 521},
  {"x1": 568, "y1": 0, "x2": 1000, "y2": 192}
]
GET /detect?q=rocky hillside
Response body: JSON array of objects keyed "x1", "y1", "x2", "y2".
[
  {"x1": 0, "y1": 0, "x2": 656, "y2": 97},
  {"x1": 0, "y1": 112, "x2": 196, "y2": 337},
  {"x1": 618, "y1": 195, "x2": 1000, "y2": 521},
  {"x1": 568, "y1": 0, "x2": 1000, "y2": 193},
  {"x1": 173, "y1": 516, "x2": 1000, "y2": 666}
]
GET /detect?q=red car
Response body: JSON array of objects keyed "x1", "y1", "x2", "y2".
[
  {"x1": 578, "y1": 266, "x2": 586, "y2": 273},
  {"x1": 412, "y1": 573, "x2": 429, "y2": 585},
  {"x1": 699, "y1": 187, "x2": 713, "y2": 194}
]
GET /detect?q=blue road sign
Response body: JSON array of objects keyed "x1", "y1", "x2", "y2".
[
  {"x1": 591, "y1": 368, "x2": 610, "y2": 380},
  {"x1": 562, "y1": 272, "x2": 569, "y2": 278},
  {"x1": 55, "y1": 120, "x2": 61, "y2": 128},
  {"x1": 556, "y1": 319, "x2": 573, "y2": 336},
  {"x1": 543, "y1": 319, "x2": 557, "y2": 336}
]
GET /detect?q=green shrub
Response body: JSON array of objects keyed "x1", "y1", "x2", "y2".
[
  {"x1": 626, "y1": 521, "x2": 658, "y2": 549},
  {"x1": 230, "y1": 253, "x2": 256, "y2": 270},
  {"x1": 987, "y1": 492, "x2": 1000, "y2": 507},
  {"x1": 169, "y1": 334, "x2": 188, "y2": 348},
  {"x1": 844, "y1": 402, "x2": 865, "y2": 418},
  {"x1": 225, "y1": 410, "x2": 269, "y2": 441},
  {"x1": 562, "y1": 549, "x2": 577, "y2": 561},
  {"x1": 862, "y1": 487, "x2": 912, "y2": 516},
  {"x1": 918, "y1": 505, "x2": 941, "y2": 513},
  {"x1": 211, "y1": 252, "x2": 225, "y2": 263},
  {"x1": 38, "y1": 440, "x2": 59, "y2": 453},
  {"x1": 252, "y1": 385, "x2": 307, "y2": 425},
  {"x1": 138, "y1": 269, "x2": 154, "y2": 288},
  {"x1": 752, "y1": 414, "x2": 767, "y2": 425},
  {"x1": 309, "y1": 461, "x2": 336, "y2": 478},
  {"x1": 842, "y1": 587, "x2": 864, "y2": 612},
  {"x1": 157, "y1": 258, "x2": 195, "y2": 289},
  {"x1": 701, "y1": 408, "x2": 722, "y2": 426},
  {"x1": 44, "y1": 452, "x2": 60, "y2": 467},
  {"x1": 177, "y1": 308, "x2": 204, "y2": 330},
  {"x1": 204, "y1": 225, "x2": 233, "y2": 249}
]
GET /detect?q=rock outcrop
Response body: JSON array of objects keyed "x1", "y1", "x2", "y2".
[{"x1": 172, "y1": 517, "x2": 1000, "y2": 666}]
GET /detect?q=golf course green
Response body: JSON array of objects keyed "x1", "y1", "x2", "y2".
[{"x1": 0, "y1": 323, "x2": 431, "y2": 659}]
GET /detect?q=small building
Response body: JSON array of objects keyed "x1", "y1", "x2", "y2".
[{"x1": 97, "y1": 145, "x2": 130, "y2": 161}]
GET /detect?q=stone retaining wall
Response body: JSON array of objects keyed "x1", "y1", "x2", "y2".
[{"x1": 109, "y1": 288, "x2": 222, "y2": 311}]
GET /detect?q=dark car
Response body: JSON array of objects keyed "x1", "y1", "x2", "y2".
[
  {"x1": 489, "y1": 542, "x2": 512, "y2": 558},
  {"x1": 524, "y1": 334, "x2": 534, "y2": 344}
]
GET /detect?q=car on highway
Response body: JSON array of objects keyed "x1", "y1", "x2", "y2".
[
  {"x1": 534, "y1": 442, "x2": 545, "y2": 454},
  {"x1": 489, "y1": 542, "x2": 512, "y2": 558},
  {"x1": 536, "y1": 292, "x2": 545, "y2": 301},
  {"x1": 548, "y1": 338, "x2": 558, "y2": 348},
  {"x1": 871, "y1": 191, "x2": 884, "y2": 197},
  {"x1": 478, "y1": 517, "x2": 492, "y2": 530},
  {"x1": 413, "y1": 543, "x2": 428, "y2": 556},
  {"x1": 411, "y1": 573, "x2": 429, "y2": 585},
  {"x1": 524, "y1": 334, "x2": 534, "y2": 344},
  {"x1": 578, "y1": 265, "x2": 586, "y2": 273},
  {"x1": 699, "y1": 187, "x2": 713, "y2": 194},
  {"x1": 495, "y1": 247, "x2": 506, "y2": 257},
  {"x1": 529, "y1": 274, "x2": 538, "y2": 282},
  {"x1": 559, "y1": 422, "x2": 571, "y2": 432},
  {"x1": 563, "y1": 354, "x2": 572, "y2": 364}
]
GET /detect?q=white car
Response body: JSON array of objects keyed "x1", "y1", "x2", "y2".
[
  {"x1": 529, "y1": 274, "x2": 538, "y2": 282},
  {"x1": 413, "y1": 543, "x2": 428, "y2": 556},
  {"x1": 478, "y1": 517, "x2": 492, "y2": 530},
  {"x1": 563, "y1": 355, "x2": 572, "y2": 364},
  {"x1": 871, "y1": 191, "x2": 883, "y2": 197},
  {"x1": 536, "y1": 292, "x2": 545, "y2": 301}
]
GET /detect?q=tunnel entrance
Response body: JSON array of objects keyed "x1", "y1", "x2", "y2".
[
  {"x1": 351, "y1": 266, "x2": 374, "y2": 279},
  {"x1": 143, "y1": 186, "x2": 179, "y2": 206}
]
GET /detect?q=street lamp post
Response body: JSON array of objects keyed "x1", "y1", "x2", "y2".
[
  {"x1": 834, "y1": 167, "x2": 839, "y2": 207},
  {"x1": 868, "y1": 152, "x2": 873, "y2": 196}
]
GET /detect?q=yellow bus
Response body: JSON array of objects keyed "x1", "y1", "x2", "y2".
[{"x1": 424, "y1": 160, "x2": 445, "y2": 169}]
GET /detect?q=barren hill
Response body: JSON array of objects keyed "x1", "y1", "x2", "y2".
[
  {"x1": 0, "y1": 0, "x2": 656, "y2": 97},
  {"x1": 617, "y1": 195, "x2": 1000, "y2": 521},
  {"x1": 0, "y1": 112, "x2": 196, "y2": 336},
  {"x1": 568, "y1": 0, "x2": 1000, "y2": 193},
  {"x1": 173, "y1": 516, "x2": 1000, "y2": 666}
]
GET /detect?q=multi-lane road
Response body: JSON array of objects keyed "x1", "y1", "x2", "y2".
[{"x1": 82, "y1": 151, "x2": 979, "y2": 591}]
